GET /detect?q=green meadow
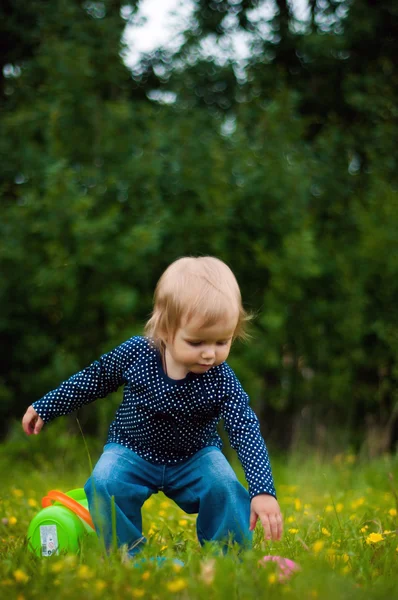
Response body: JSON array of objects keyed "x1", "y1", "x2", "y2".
[{"x1": 1, "y1": 423, "x2": 397, "y2": 600}]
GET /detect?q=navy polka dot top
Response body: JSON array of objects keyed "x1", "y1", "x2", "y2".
[{"x1": 33, "y1": 336, "x2": 276, "y2": 499}]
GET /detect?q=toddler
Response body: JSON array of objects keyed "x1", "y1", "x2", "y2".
[{"x1": 22, "y1": 256, "x2": 283, "y2": 557}]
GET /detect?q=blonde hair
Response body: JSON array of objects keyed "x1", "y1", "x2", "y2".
[{"x1": 145, "y1": 256, "x2": 250, "y2": 346}]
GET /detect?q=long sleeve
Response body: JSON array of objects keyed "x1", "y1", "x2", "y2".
[
  {"x1": 219, "y1": 365, "x2": 276, "y2": 500},
  {"x1": 32, "y1": 336, "x2": 142, "y2": 423}
]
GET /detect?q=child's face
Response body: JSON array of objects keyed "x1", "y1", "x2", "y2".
[{"x1": 164, "y1": 315, "x2": 237, "y2": 379}]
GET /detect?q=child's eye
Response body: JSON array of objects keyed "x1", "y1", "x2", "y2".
[
  {"x1": 217, "y1": 340, "x2": 229, "y2": 346},
  {"x1": 187, "y1": 341, "x2": 201, "y2": 346}
]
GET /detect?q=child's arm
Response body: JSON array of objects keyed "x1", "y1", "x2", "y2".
[
  {"x1": 23, "y1": 336, "x2": 142, "y2": 430},
  {"x1": 220, "y1": 365, "x2": 283, "y2": 541}
]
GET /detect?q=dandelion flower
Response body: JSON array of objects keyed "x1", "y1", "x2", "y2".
[
  {"x1": 341, "y1": 565, "x2": 351, "y2": 574},
  {"x1": 28, "y1": 499, "x2": 38, "y2": 507},
  {"x1": 12, "y1": 489, "x2": 24, "y2": 498},
  {"x1": 312, "y1": 540, "x2": 324, "y2": 553},
  {"x1": 268, "y1": 573, "x2": 277, "y2": 584},
  {"x1": 286, "y1": 516, "x2": 295, "y2": 524},
  {"x1": 95, "y1": 581, "x2": 107, "y2": 592},
  {"x1": 132, "y1": 590, "x2": 145, "y2": 598},
  {"x1": 322, "y1": 528, "x2": 331, "y2": 537},
  {"x1": 288, "y1": 528, "x2": 299, "y2": 534},
  {"x1": 13, "y1": 570, "x2": 29, "y2": 584},
  {"x1": 360, "y1": 525, "x2": 368, "y2": 533},
  {"x1": 9, "y1": 516, "x2": 17, "y2": 526},
  {"x1": 389, "y1": 508, "x2": 397, "y2": 517},
  {"x1": 167, "y1": 578, "x2": 187, "y2": 592},
  {"x1": 77, "y1": 565, "x2": 94, "y2": 579},
  {"x1": 365, "y1": 533, "x2": 384, "y2": 545},
  {"x1": 141, "y1": 571, "x2": 150, "y2": 581},
  {"x1": 351, "y1": 498, "x2": 365, "y2": 510}
]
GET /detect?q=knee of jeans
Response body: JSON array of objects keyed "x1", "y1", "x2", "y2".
[
  {"x1": 84, "y1": 472, "x2": 120, "y2": 503},
  {"x1": 208, "y1": 474, "x2": 245, "y2": 502}
]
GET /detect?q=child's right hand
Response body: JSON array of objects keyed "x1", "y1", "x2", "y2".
[{"x1": 22, "y1": 406, "x2": 44, "y2": 435}]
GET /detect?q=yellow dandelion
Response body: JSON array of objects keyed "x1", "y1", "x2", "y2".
[
  {"x1": 326, "y1": 548, "x2": 336, "y2": 567},
  {"x1": 360, "y1": 525, "x2": 368, "y2": 533},
  {"x1": 286, "y1": 516, "x2": 295, "y2": 524},
  {"x1": 366, "y1": 533, "x2": 384, "y2": 545},
  {"x1": 288, "y1": 528, "x2": 299, "y2": 534},
  {"x1": 325, "y1": 505, "x2": 334, "y2": 513},
  {"x1": 160, "y1": 545, "x2": 168, "y2": 551},
  {"x1": 160, "y1": 500, "x2": 170, "y2": 508},
  {"x1": 141, "y1": 571, "x2": 150, "y2": 581},
  {"x1": 51, "y1": 562, "x2": 64, "y2": 573},
  {"x1": 268, "y1": 573, "x2": 277, "y2": 584},
  {"x1": 167, "y1": 578, "x2": 187, "y2": 593},
  {"x1": 28, "y1": 499, "x2": 38, "y2": 508},
  {"x1": 95, "y1": 581, "x2": 107, "y2": 592},
  {"x1": 13, "y1": 570, "x2": 29, "y2": 584},
  {"x1": 77, "y1": 565, "x2": 94, "y2": 579},
  {"x1": 172, "y1": 563, "x2": 183, "y2": 573},
  {"x1": 9, "y1": 516, "x2": 17, "y2": 525},
  {"x1": 336, "y1": 503, "x2": 344, "y2": 513},
  {"x1": 322, "y1": 527, "x2": 331, "y2": 537},
  {"x1": 178, "y1": 519, "x2": 188, "y2": 526},
  {"x1": 341, "y1": 565, "x2": 351, "y2": 574},
  {"x1": 389, "y1": 508, "x2": 397, "y2": 517},
  {"x1": 132, "y1": 590, "x2": 145, "y2": 598},
  {"x1": 148, "y1": 527, "x2": 155, "y2": 536},
  {"x1": 294, "y1": 499, "x2": 302, "y2": 511},
  {"x1": 12, "y1": 489, "x2": 24, "y2": 498},
  {"x1": 312, "y1": 540, "x2": 324, "y2": 554},
  {"x1": 351, "y1": 498, "x2": 365, "y2": 510},
  {"x1": 383, "y1": 530, "x2": 392, "y2": 535},
  {"x1": 64, "y1": 555, "x2": 77, "y2": 567},
  {"x1": 144, "y1": 497, "x2": 154, "y2": 508},
  {"x1": 342, "y1": 554, "x2": 350, "y2": 563},
  {"x1": 158, "y1": 510, "x2": 166, "y2": 517}
]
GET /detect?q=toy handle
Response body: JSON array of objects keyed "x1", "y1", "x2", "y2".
[{"x1": 42, "y1": 490, "x2": 95, "y2": 530}]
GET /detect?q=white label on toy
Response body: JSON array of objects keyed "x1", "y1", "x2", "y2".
[{"x1": 40, "y1": 525, "x2": 59, "y2": 556}]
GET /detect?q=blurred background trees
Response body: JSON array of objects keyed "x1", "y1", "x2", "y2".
[{"x1": 1, "y1": 0, "x2": 397, "y2": 453}]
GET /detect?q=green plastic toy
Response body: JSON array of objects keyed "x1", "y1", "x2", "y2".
[{"x1": 27, "y1": 488, "x2": 96, "y2": 556}]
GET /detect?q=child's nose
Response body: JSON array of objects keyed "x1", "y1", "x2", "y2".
[{"x1": 201, "y1": 347, "x2": 215, "y2": 359}]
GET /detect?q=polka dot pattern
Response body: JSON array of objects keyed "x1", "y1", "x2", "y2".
[{"x1": 33, "y1": 336, "x2": 276, "y2": 499}]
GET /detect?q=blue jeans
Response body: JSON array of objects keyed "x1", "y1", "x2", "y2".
[{"x1": 84, "y1": 443, "x2": 252, "y2": 556}]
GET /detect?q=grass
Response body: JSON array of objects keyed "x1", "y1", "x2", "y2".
[{"x1": 1, "y1": 421, "x2": 398, "y2": 599}]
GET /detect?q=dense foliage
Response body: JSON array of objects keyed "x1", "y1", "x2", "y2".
[{"x1": 1, "y1": 0, "x2": 397, "y2": 451}]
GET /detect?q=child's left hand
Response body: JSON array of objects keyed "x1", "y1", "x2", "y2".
[{"x1": 249, "y1": 494, "x2": 283, "y2": 541}]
